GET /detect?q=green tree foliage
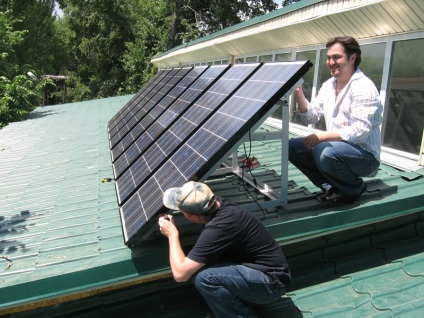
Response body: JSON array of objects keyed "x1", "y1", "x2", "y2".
[
  {"x1": 121, "y1": 0, "x2": 171, "y2": 94},
  {"x1": 282, "y1": 0, "x2": 301, "y2": 7},
  {"x1": 0, "y1": 10, "x2": 36, "y2": 127},
  {"x1": 3, "y1": 0, "x2": 68, "y2": 76},
  {"x1": 60, "y1": 0, "x2": 134, "y2": 99},
  {"x1": 169, "y1": 0, "x2": 278, "y2": 48},
  {"x1": 0, "y1": 10, "x2": 25, "y2": 78},
  {"x1": 0, "y1": 75, "x2": 43, "y2": 128}
]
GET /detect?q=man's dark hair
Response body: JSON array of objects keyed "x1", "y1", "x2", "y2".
[{"x1": 326, "y1": 36, "x2": 362, "y2": 70}]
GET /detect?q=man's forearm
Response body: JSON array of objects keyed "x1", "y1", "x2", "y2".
[
  {"x1": 168, "y1": 234, "x2": 187, "y2": 280},
  {"x1": 295, "y1": 90, "x2": 309, "y2": 113}
]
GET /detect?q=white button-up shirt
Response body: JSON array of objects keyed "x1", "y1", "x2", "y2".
[{"x1": 298, "y1": 69, "x2": 383, "y2": 159}]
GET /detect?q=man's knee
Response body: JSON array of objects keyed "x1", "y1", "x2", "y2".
[
  {"x1": 313, "y1": 144, "x2": 340, "y2": 170},
  {"x1": 192, "y1": 267, "x2": 216, "y2": 292}
]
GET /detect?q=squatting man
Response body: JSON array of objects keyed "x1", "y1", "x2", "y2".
[{"x1": 158, "y1": 181, "x2": 290, "y2": 318}]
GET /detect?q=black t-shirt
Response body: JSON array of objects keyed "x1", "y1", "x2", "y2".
[{"x1": 187, "y1": 196, "x2": 291, "y2": 285}]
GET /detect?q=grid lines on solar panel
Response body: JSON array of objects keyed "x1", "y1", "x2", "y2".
[
  {"x1": 109, "y1": 67, "x2": 196, "y2": 160},
  {"x1": 108, "y1": 68, "x2": 186, "y2": 145},
  {"x1": 172, "y1": 62, "x2": 311, "y2": 180},
  {"x1": 118, "y1": 63, "x2": 261, "y2": 229},
  {"x1": 112, "y1": 65, "x2": 229, "y2": 179},
  {"x1": 109, "y1": 68, "x2": 179, "y2": 138},
  {"x1": 108, "y1": 69, "x2": 171, "y2": 138},
  {"x1": 111, "y1": 69, "x2": 197, "y2": 161},
  {"x1": 107, "y1": 69, "x2": 168, "y2": 131},
  {"x1": 120, "y1": 61, "x2": 312, "y2": 244}
]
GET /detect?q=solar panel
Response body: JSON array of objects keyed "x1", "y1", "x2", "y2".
[
  {"x1": 107, "y1": 69, "x2": 169, "y2": 131},
  {"x1": 112, "y1": 67, "x2": 200, "y2": 161},
  {"x1": 118, "y1": 61, "x2": 312, "y2": 246},
  {"x1": 110, "y1": 66, "x2": 207, "y2": 163},
  {"x1": 115, "y1": 63, "x2": 259, "y2": 205},
  {"x1": 109, "y1": 67, "x2": 188, "y2": 147},
  {"x1": 108, "y1": 68, "x2": 178, "y2": 139},
  {"x1": 112, "y1": 64, "x2": 230, "y2": 179}
]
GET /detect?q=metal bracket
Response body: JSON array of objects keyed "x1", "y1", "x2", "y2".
[{"x1": 213, "y1": 85, "x2": 300, "y2": 210}]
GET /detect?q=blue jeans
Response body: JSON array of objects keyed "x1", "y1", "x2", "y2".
[
  {"x1": 288, "y1": 137, "x2": 380, "y2": 197},
  {"x1": 192, "y1": 263, "x2": 286, "y2": 318}
]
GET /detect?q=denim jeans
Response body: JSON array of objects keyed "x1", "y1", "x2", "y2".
[
  {"x1": 288, "y1": 137, "x2": 380, "y2": 197},
  {"x1": 192, "y1": 263, "x2": 286, "y2": 318}
]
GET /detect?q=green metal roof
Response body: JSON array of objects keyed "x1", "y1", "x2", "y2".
[{"x1": 1, "y1": 95, "x2": 424, "y2": 316}]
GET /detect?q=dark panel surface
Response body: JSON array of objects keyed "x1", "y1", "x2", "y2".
[
  {"x1": 107, "y1": 69, "x2": 169, "y2": 131},
  {"x1": 109, "y1": 68, "x2": 188, "y2": 148},
  {"x1": 113, "y1": 65, "x2": 230, "y2": 179},
  {"x1": 111, "y1": 66, "x2": 206, "y2": 163},
  {"x1": 116, "y1": 64, "x2": 258, "y2": 205}
]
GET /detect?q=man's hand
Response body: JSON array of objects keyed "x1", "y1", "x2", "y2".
[
  {"x1": 158, "y1": 214, "x2": 178, "y2": 239},
  {"x1": 304, "y1": 133, "x2": 321, "y2": 149},
  {"x1": 294, "y1": 85, "x2": 308, "y2": 113},
  {"x1": 295, "y1": 86, "x2": 303, "y2": 95},
  {"x1": 304, "y1": 131, "x2": 343, "y2": 149}
]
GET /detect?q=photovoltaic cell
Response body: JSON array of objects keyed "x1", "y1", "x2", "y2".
[
  {"x1": 119, "y1": 61, "x2": 312, "y2": 246},
  {"x1": 112, "y1": 64, "x2": 230, "y2": 179},
  {"x1": 110, "y1": 67, "x2": 198, "y2": 160},
  {"x1": 108, "y1": 69, "x2": 169, "y2": 131},
  {"x1": 115, "y1": 63, "x2": 259, "y2": 205},
  {"x1": 109, "y1": 68, "x2": 178, "y2": 139},
  {"x1": 108, "y1": 69, "x2": 171, "y2": 138},
  {"x1": 109, "y1": 68, "x2": 187, "y2": 147}
]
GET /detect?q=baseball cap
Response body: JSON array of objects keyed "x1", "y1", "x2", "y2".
[{"x1": 163, "y1": 181, "x2": 215, "y2": 214}]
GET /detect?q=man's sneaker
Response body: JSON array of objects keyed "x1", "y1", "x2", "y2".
[
  {"x1": 332, "y1": 185, "x2": 366, "y2": 204},
  {"x1": 317, "y1": 187, "x2": 339, "y2": 203}
]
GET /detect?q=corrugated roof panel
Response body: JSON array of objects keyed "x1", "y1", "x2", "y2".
[
  {"x1": 387, "y1": 0, "x2": 423, "y2": 31},
  {"x1": 363, "y1": 5, "x2": 394, "y2": 35},
  {"x1": 409, "y1": 0, "x2": 424, "y2": 24}
]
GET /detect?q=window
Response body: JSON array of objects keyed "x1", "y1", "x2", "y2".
[
  {"x1": 259, "y1": 55, "x2": 273, "y2": 62},
  {"x1": 235, "y1": 58, "x2": 244, "y2": 64},
  {"x1": 275, "y1": 53, "x2": 291, "y2": 61},
  {"x1": 246, "y1": 56, "x2": 257, "y2": 63},
  {"x1": 383, "y1": 38, "x2": 424, "y2": 155},
  {"x1": 359, "y1": 42, "x2": 385, "y2": 91}
]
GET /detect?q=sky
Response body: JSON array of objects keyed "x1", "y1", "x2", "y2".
[{"x1": 53, "y1": 1, "x2": 63, "y2": 18}]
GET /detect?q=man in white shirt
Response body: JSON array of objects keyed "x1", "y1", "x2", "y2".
[{"x1": 289, "y1": 36, "x2": 383, "y2": 204}]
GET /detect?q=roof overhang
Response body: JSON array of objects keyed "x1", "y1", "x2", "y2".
[{"x1": 151, "y1": 0, "x2": 423, "y2": 68}]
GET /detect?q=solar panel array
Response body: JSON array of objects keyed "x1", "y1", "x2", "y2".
[{"x1": 108, "y1": 61, "x2": 312, "y2": 246}]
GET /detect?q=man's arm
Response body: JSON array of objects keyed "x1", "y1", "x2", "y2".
[
  {"x1": 294, "y1": 86, "x2": 308, "y2": 113},
  {"x1": 304, "y1": 131, "x2": 342, "y2": 149},
  {"x1": 159, "y1": 215, "x2": 205, "y2": 282},
  {"x1": 294, "y1": 85, "x2": 342, "y2": 148}
]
